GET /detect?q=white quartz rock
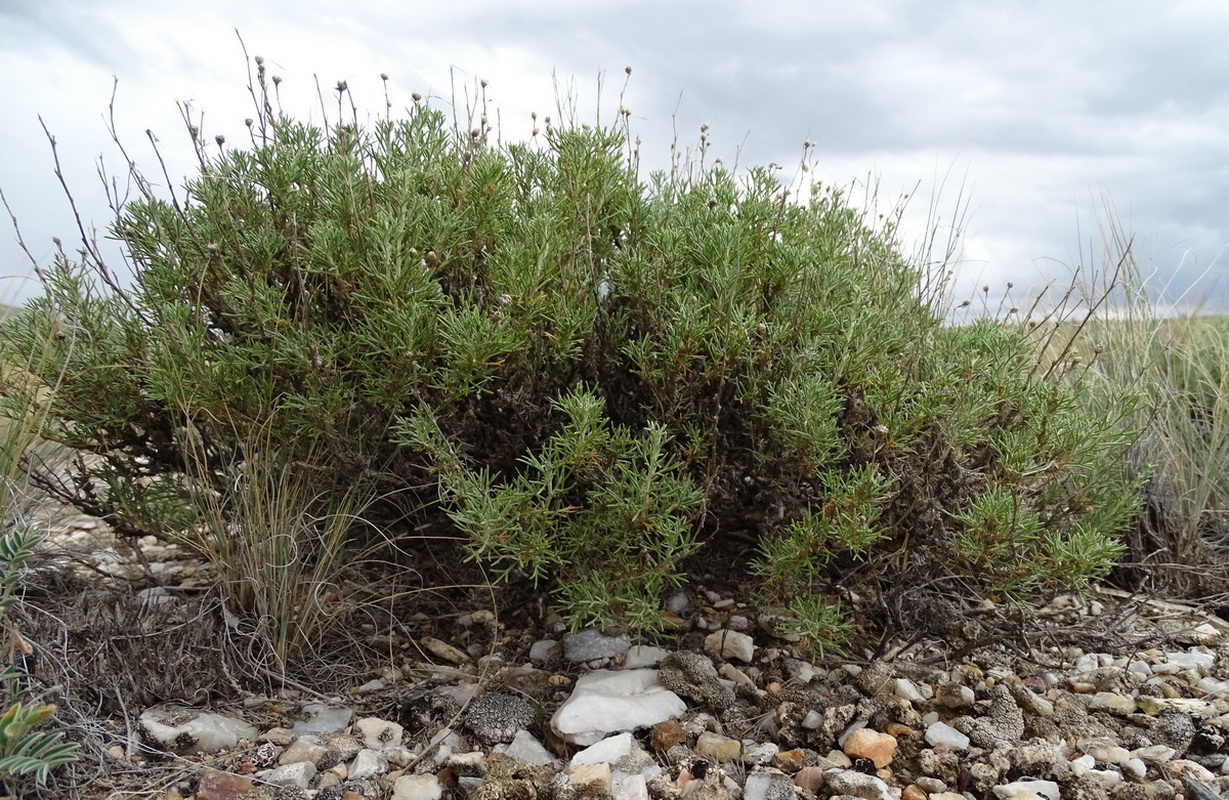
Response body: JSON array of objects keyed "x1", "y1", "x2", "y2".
[{"x1": 551, "y1": 669, "x2": 686, "y2": 746}]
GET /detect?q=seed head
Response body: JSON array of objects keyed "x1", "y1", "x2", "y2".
[
  {"x1": 380, "y1": 72, "x2": 389, "y2": 81},
  {"x1": 336, "y1": 80, "x2": 348, "y2": 92},
  {"x1": 411, "y1": 92, "x2": 422, "y2": 102},
  {"x1": 244, "y1": 118, "x2": 253, "y2": 127},
  {"x1": 480, "y1": 79, "x2": 488, "y2": 88},
  {"x1": 624, "y1": 66, "x2": 632, "y2": 75},
  {"x1": 255, "y1": 55, "x2": 264, "y2": 66},
  {"x1": 272, "y1": 75, "x2": 282, "y2": 85},
  {"x1": 215, "y1": 134, "x2": 225, "y2": 146}
]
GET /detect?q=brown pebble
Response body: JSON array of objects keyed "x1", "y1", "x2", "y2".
[
  {"x1": 422, "y1": 636, "x2": 470, "y2": 664},
  {"x1": 772, "y1": 749, "x2": 806, "y2": 772},
  {"x1": 885, "y1": 722, "x2": 914, "y2": 738},
  {"x1": 793, "y1": 766, "x2": 825, "y2": 792},
  {"x1": 650, "y1": 719, "x2": 688, "y2": 751},
  {"x1": 194, "y1": 768, "x2": 255, "y2": 800},
  {"x1": 902, "y1": 785, "x2": 927, "y2": 800}
]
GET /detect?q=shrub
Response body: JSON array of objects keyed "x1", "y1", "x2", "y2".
[{"x1": 0, "y1": 62, "x2": 1144, "y2": 649}]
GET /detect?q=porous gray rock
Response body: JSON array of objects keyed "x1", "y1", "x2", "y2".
[
  {"x1": 955, "y1": 684, "x2": 1025, "y2": 750},
  {"x1": 1147, "y1": 709, "x2": 1196, "y2": 754},
  {"x1": 1006, "y1": 740, "x2": 1066, "y2": 779},
  {"x1": 464, "y1": 692, "x2": 536, "y2": 744},
  {"x1": 658, "y1": 652, "x2": 736, "y2": 713}
]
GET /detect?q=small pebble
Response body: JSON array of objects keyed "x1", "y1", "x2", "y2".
[
  {"x1": 844, "y1": 728, "x2": 897, "y2": 768},
  {"x1": 925, "y1": 721, "x2": 970, "y2": 751},
  {"x1": 704, "y1": 630, "x2": 755, "y2": 663},
  {"x1": 696, "y1": 731, "x2": 742, "y2": 762}
]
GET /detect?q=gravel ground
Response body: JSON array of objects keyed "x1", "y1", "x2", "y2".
[{"x1": 10, "y1": 508, "x2": 1229, "y2": 800}]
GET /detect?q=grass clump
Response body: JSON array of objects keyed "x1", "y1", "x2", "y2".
[
  {"x1": 0, "y1": 310, "x2": 81, "y2": 792},
  {"x1": 1036, "y1": 211, "x2": 1229, "y2": 599},
  {"x1": 0, "y1": 59, "x2": 1144, "y2": 652}
]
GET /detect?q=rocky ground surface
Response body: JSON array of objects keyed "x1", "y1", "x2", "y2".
[{"x1": 14, "y1": 510, "x2": 1229, "y2": 800}]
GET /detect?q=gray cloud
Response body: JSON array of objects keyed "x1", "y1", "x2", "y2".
[{"x1": 2, "y1": 0, "x2": 1227, "y2": 311}]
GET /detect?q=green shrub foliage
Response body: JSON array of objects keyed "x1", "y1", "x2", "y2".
[{"x1": 1, "y1": 84, "x2": 1141, "y2": 643}]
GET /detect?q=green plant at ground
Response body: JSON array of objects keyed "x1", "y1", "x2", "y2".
[
  {"x1": 0, "y1": 310, "x2": 80, "y2": 790},
  {"x1": 0, "y1": 59, "x2": 1144, "y2": 651}
]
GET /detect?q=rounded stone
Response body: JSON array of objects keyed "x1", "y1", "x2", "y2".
[{"x1": 843, "y1": 728, "x2": 897, "y2": 769}]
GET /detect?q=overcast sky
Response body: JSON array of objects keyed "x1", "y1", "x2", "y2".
[{"x1": 2, "y1": 0, "x2": 1227, "y2": 314}]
